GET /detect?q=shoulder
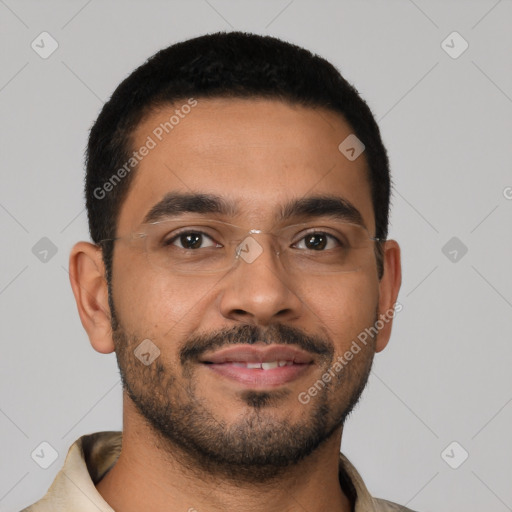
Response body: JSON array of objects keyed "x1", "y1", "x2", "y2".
[
  {"x1": 373, "y1": 498, "x2": 418, "y2": 511},
  {"x1": 18, "y1": 431, "x2": 121, "y2": 512}
]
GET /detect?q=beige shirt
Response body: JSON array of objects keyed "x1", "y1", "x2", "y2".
[{"x1": 21, "y1": 431, "x2": 416, "y2": 512}]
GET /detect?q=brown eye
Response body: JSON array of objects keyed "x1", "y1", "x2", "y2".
[
  {"x1": 304, "y1": 234, "x2": 328, "y2": 250},
  {"x1": 166, "y1": 231, "x2": 218, "y2": 250},
  {"x1": 294, "y1": 232, "x2": 340, "y2": 251},
  {"x1": 179, "y1": 233, "x2": 203, "y2": 249}
]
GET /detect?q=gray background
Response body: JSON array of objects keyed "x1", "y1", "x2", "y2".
[{"x1": 1, "y1": 1, "x2": 511, "y2": 511}]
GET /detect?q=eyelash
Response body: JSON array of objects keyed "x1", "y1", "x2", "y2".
[
  {"x1": 164, "y1": 230, "x2": 220, "y2": 248},
  {"x1": 164, "y1": 228, "x2": 344, "y2": 250}
]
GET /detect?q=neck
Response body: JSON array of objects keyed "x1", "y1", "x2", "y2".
[{"x1": 96, "y1": 398, "x2": 352, "y2": 512}]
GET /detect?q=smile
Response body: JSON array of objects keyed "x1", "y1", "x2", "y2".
[
  {"x1": 214, "y1": 360, "x2": 295, "y2": 369},
  {"x1": 199, "y1": 344, "x2": 314, "y2": 388}
]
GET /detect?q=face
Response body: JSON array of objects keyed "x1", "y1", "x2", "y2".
[{"x1": 109, "y1": 98, "x2": 383, "y2": 480}]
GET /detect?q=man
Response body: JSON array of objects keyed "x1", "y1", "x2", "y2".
[{"x1": 22, "y1": 31, "x2": 408, "y2": 511}]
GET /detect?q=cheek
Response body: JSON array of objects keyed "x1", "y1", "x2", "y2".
[
  {"x1": 112, "y1": 253, "x2": 209, "y2": 340},
  {"x1": 295, "y1": 273, "x2": 379, "y2": 347}
]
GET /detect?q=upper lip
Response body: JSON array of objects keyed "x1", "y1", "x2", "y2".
[{"x1": 199, "y1": 344, "x2": 315, "y2": 364}]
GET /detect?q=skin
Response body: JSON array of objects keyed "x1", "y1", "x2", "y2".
[{"x1": 69, "y1": 98, "x2": 401, "y2": 512}]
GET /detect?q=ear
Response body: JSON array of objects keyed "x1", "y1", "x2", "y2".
[
  {"x1": 375, "y1": 240, "x2": 402, "y2": 353},
  {"x1": 69, "y1": 241, "x2": 115, "y2": 354}
]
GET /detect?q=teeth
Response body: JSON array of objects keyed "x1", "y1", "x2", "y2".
[{"x1": 228, "y1": 360, "x2": 293, "y2": 369}]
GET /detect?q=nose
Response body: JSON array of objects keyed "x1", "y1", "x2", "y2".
[{"x1": 218, "y1": 234, "x2": 303, "y2": 326}]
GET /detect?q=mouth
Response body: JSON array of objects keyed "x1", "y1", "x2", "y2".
[{"x1": 199, "y1": 344, "x2": 315, "y2": 389}]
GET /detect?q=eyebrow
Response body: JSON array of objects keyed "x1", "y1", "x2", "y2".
[
  {"x1": 279, "y1": 195, "x2": 365, "y2": 228},
  {"x1": 142, "y1": 192, "x2": 366, "y2": 228},
  {"x1": 143, "y1": 192, "x2": 237, "y2": 224}
]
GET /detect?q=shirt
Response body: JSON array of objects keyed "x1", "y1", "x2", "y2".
[{"x1": 21, "y1": 431, "x2": 417, "y2": 512}]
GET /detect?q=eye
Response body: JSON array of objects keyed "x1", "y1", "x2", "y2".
[
  {"x1": 293, "y1": 231, "x2": 342, "y2": 251},
  {"x1": 165, "y1": 230, "x2": 221, "y2": 250}
]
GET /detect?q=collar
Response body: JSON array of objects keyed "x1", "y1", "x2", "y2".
[{"x1": 27, "y1": 431, "x2": 382, "y2": 512}]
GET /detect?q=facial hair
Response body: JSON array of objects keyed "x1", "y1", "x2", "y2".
[{"x1": 112, "y1": 317, "x2": 377, "y2": 483}]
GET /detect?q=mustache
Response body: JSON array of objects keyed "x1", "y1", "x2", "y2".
[{"x1": 179, "y1": 324, "x2": 333, "y2": 366}]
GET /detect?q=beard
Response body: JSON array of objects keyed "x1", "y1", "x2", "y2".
[{"x1": 112, "y1": 311, "x2": 377, "y2": 483}]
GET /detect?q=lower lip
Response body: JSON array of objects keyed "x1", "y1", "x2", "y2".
[{"x1": 203, "y1": 362, "x2": 312, "y2": 388}]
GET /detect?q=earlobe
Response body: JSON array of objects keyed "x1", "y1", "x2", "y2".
[
  {"x1": 375, "y1": 240, "x2": 402, "y2": 353},
  {"x1": 69, "y1": 242, "x2": 115, "y2": 354}
]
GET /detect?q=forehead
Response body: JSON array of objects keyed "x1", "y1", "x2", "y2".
[{"x1": 117, "y1": 98, "x2": 374, "y2": 232}]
